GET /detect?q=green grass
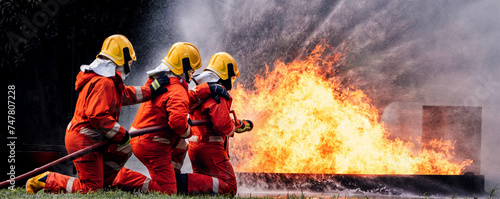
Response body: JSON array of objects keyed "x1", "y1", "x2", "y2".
[
  {"x1": 1, "y1": 188, "x2": 235, "y2": 199},
  {"x1": 487, "y1": 184, "x2": 499, "y2": 199},
  {"x1": 1, "y1": 187, "x2": 494, "y2": 199},
  {"x1": 0, "y1": 188, "x2": 321, "y2": 199}
]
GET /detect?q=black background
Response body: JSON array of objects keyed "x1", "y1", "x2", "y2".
[{"x1": 1, "y1": 0, "x2": 176, "y2": 147}]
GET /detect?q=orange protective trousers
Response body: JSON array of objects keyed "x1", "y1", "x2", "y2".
[
  {"x1": 184, "y1": 96, "x2": 237, "y2": 196},
  {"x1": 112, "y1": 77, "x2": 191, "y2": 194},
  {"x1": 44, "y1": 71, "x2": 149, "y2": 194}
]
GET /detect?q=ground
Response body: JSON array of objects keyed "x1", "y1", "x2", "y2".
[{"x1": 0, "y1": 188, "x2": 496, "y2": 199}]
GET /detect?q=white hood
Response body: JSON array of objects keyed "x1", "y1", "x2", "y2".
[
  {"x1": 192, "y1": 71, "x2": 220, "y2": 85},
  {"x1": 147, "y1": 62, "x2": 172, "y2": 77},
  {"x1": 80, "y1": 58, "x2": 117, "y2": 78}
]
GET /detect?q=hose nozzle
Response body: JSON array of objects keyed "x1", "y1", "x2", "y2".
[{"x1": 236, "y1": 119, "x2": 253, "y2": 133}]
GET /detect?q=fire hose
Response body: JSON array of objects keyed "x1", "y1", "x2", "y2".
[
  {"x1": 0, "y1": 111, "x2": 252, "y2": 189},
  {"x1": 0, "y1": 120, "x2": 211, "y2": 189}
]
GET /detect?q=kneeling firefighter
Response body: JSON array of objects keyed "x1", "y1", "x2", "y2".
[
  {"x1": 176, "y1": 52, "x2": 253, "y2": 196},
  {"x1": 112, "y1": 43, "x2": 230, "y2": 194},
  {"x1": 26, "y1": 34, "x2": 171, "y2": 194}
]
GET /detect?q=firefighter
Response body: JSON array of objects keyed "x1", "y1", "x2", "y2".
[
  {"x1": 176, "y1": 52, "x2": 253, "y2": 196},
  {"x1": 111, "y1": 43, "x2": 230, "y2": 194},
  {"x1": 25, "y1": 34, "x2": 172, "y2": 194}
]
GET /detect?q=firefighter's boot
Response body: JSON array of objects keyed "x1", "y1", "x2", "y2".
[{"x1": 26, "y1": 171, "x2": 49, "y2": 194}]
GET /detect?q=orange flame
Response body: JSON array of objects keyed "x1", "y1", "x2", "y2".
[{"x1": 230, "y1": 41, "x2": 472, "y2": 174}]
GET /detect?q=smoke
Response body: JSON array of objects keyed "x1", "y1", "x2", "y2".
[
  {"x1": 122, "y1": 0, "x2": 500, "y2": 192},
  {"x1": 171, "y1": 0, "x2": 500, "y2": 108}
]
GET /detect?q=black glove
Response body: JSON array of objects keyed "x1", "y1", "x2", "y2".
[
  {"x1": 150, "y1": 75, "x2": 170, "y2": 99},
  {"x1": 208, "y1": 84, "x2": 230, "y2": 104},
  {"x1": 117, "y1": 131, "x2": 131, "y2": 146}
]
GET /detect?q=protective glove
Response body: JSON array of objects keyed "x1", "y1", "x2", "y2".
[
  {"x1": 150, "y1": 75, "x2": 170, "y2": 99},
  {"x1": 235, "y1": 119, "x2": 253, "y2": 133},
  {"x1": 208, "y1": 84, "x2": 230, "y2": 104},
  {"x1": 117, "y1": 131, "x2": 131, "y2": 147}
]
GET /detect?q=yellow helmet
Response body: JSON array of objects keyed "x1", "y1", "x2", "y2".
[
  {"x1": 205, "y1": 52, "x2": 239, "y2": 90},
  {"x1": 205, "y1": 52, "x2": 239, "y2": 80},
  {"x1": 97, "y1": 34, "x2": 136, "y2": 66},
  {"x1": 162, "y1": 42, "x2": 202, "y2": 75}
]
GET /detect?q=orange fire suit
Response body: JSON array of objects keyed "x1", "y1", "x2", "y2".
[
  {"x1": 184, "y1": 95, "x2": 237, "y2": 196},
  {"x1": 112, "y1": 78, "x2": 212, "y2": 194},
  {"x1": 44, "y1": 71, "x2": 151, "y2": 194}
]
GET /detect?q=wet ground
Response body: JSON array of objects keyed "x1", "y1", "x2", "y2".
[{"x1": 124, "y1": 155, "x2": 491, "y2": 198}]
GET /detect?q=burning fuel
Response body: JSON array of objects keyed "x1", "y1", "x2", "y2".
[{"x1": 230, "y1": 41, "x2": 472, "y2": 175}]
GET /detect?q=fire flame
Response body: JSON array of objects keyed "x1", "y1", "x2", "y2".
[{"x1": 230, "y1": 42, "x2": 472, "y2": 174}]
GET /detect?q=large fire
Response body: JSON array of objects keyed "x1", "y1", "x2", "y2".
[{"x1": 229, "y1": 42, "x2": 472, "y2": 175}]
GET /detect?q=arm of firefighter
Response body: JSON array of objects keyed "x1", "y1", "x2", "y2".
[
  {"x1": 166, "y1": 84, "x2": 191, "y2": 138},
  {"x1": 122, "y1": 76, "x2": 170, "y2": 105},
  {"x1": 188, "y1": 83, "x2": 231, "y2": 111},
  {"x1": 188, "y1": 83, "x2": 210, "y2": 111},
  {"x1": 85, "y1": 78, "x2": 128, "y2": 143},
  {"x1": 122, "y1": 85, "x2": 152, "y2": 105},
  {"x1": 206, "y1": 98, "x2": 236, "y2": 137}
]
